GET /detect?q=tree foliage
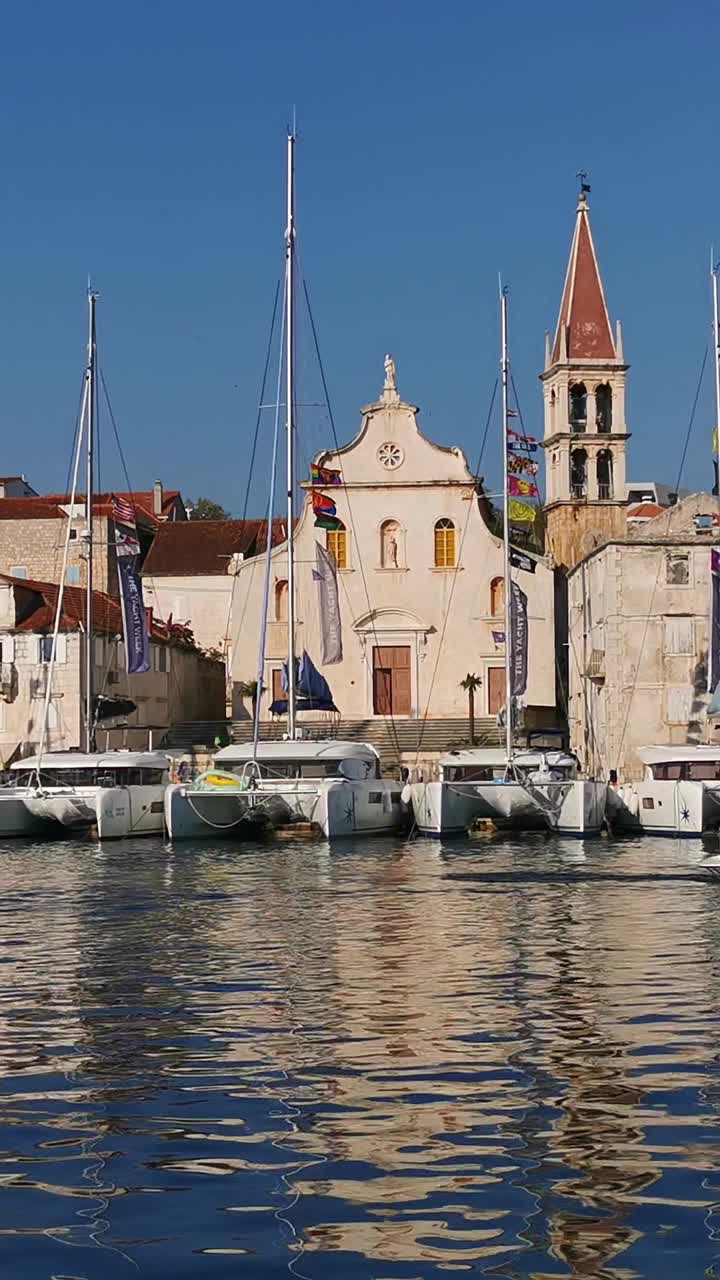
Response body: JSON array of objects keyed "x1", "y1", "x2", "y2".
[{"x1": 189, "y1": 496, "x2": 231, "y2": 521}]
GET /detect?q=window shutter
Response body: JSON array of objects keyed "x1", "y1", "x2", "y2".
[
  {"x1": 1, "y1": 636, "x2": 15, "y2": 663},
  {"x1": 55, "y1": 635, "x2": 67, "y2": 664},
  {"x1": 667, "y1": 686, "x2": 693, "y2": 724},
  {"x1": 663, "y1": 617, "x2": 693, "y2": 655}
]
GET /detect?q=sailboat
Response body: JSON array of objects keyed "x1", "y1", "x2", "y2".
[
  {"x1": 408, "y1": 288, "x2": 607, "y2": 836},
  {"x1": 0, "y1": 290, "x2": 171, "y2": 839},
  {"x1": 165, "y1": 130, "x2": 406, "y2": 841}
]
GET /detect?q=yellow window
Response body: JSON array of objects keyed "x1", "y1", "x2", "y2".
[
  {"x1": 434, "y1": 518, "x2": 456, "y2": 568},
  {"x1": 326, "y1": 523, "x2": 348, "y2": 569}
]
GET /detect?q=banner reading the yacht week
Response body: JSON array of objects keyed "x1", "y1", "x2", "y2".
[
  {"x1": 510, "y1": 580, "x2": 528, "y2": 698},
  {"x1": 117, "y1": 555, "x2": 150, "y2": 674},
  {"x1": 313, "y1": 542, "x2": 343, "y2": 664},
  {"x1": 709, "y1": 549, "x2": 720, "y2": 712}
]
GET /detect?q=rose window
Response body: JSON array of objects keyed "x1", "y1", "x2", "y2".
[{"x1": 378, "y1": 442, "x2": 404, "y2": 470}]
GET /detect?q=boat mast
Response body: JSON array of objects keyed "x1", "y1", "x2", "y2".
[
  {"x1": 707, "y1": 252, "x2": 712, "y2": 496},
  {"x1": 500, "y1": 285, "x2": 513, "y2": 764},
  {"x1": 285, "y1": 129, "x2": 297, "y2": 739},
  {"x1": 84, "y1": 288, "x2": 97, "y2": 753}
]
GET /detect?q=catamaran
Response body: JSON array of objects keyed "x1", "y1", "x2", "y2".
[
  {"x1": 408, "y1": 288, "x2": 607, "y2": 836},
  {"x1": 0, "y1": 290, "x2": 170, "y2": 839},
  {"x1": 164, "y1": 130, "x2": 406, "y2": 841}
]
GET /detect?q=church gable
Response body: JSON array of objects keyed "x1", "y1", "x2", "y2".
[{"x1": 316, "y1": 357, "x2": 474, "y2": 488}]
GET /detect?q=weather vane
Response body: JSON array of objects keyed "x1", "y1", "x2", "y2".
[{"x1": 576, "y1": 169, "x2": 591, "y2": 196}]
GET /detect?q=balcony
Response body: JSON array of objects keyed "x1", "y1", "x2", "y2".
[{"x1": 598, "y1": 483, "x2": 612, "y2": 499}]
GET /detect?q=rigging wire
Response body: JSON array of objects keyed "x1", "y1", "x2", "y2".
[
  {"x1": 301, "y1": 276, "x2": 405, "y2": 765},
  {"x1": 412, "y1": 380, "x2": 498, "y2": 763},
  {"x1": 613, "y1": 345, "x2": 708, "y2": 774},
  {"x1": 222, "y1": 280, "x2": 282, "y2": 665}
]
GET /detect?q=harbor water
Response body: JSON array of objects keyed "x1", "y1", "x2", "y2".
[{"x1": 1, "y1": 834, "x2": 720, "y2": 1278}]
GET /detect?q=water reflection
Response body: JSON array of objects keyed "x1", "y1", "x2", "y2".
[{"x1": 0, "y1": 837, "x2": 718, "y2": 1276}]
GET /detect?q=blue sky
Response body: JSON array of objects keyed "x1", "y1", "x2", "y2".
[{"x1": 1, "y1": 0, "x2": 718, "y2": 512}]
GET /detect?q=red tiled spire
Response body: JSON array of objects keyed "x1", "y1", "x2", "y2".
[{"x1": 552, "y1": 194, "x2": 616, "y2": 363}]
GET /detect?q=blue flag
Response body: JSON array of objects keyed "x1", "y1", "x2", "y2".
[{"x1": 117, "y1": 556, "x2": 150, "y2": 674}]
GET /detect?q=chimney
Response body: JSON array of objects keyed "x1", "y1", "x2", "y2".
[{"x1": 153, "y1": 480, "x2": 163, "y2": 517}]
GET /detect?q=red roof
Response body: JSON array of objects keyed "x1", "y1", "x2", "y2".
[
  {"x1": 552, "y1": 196, "x2": 616, "y2": 363},
  {"x1": 0, "y1": 574, "x2": 172, "y2": 642},
  {"x1": 627, "y1": 502, "x2": 665, "y2": 520},
  {"x1": 0, "y1": 490, "x2": 184, "y2": 527},
  {"x1": 142, "y1": 518, "x2": 291, "y2": 577}
]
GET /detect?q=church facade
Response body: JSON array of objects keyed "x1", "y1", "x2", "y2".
[{"x1": 228, "y1": 365, "x2": 557, "y2": 727}]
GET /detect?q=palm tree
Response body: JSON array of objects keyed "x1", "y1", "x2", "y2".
[
  {"x1": 237, "y1": 679, "x2": 262, "y2": 721},
  {"x1": 460, "y1": 673, "x2": 482, "y2": 745}
]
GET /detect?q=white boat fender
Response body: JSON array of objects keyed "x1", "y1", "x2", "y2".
[{"x1": 400, "y1": 783, "x2": 412, "y2": 806}]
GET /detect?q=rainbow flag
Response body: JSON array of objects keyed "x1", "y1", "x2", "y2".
[{"x1": 311, "y1": 463, "x2": 342, "y2": 486}]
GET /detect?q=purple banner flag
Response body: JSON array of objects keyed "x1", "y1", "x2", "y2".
[
  {"x1": 117, "y1": 556, "x2": 150, "y2": 674},
  {"x1": 510, "y1": 580, "x2": 528, "y2": 698}
]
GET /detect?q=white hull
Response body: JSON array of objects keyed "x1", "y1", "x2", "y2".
[
  {"x1": 0, "y1": 790, "x2": 57, "y2": 837},
  {"x1": 608, "y1": 779, "x2": 720, "y2": 837},
  {"x1": 166, "y1": 778, "x2": 407, "y2": 841},
  {"x1": 410, "y1": 779, "x2": 607, "y2": 836},
  {"x1": 23, "y1": 785, "x2": 166, "y2": 838}
]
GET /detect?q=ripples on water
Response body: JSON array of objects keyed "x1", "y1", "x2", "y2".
[{"x1": 0, "y1": 835, "x2": 720, "y2": 1277}]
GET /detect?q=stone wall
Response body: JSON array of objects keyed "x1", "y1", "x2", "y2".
[
  {"x1": 545, "y1": 502, "x2": 628, "y2": 572},
  {"x1": 0, "y1": 630, "x2": 225, "y2": 764},
  {"x1": 0, "y1": 516, "x2": 116, "y2": 593}
]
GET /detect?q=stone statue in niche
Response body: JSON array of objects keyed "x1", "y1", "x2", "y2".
[
  {"x1": 384, "y1": 353, "x2": 397, "y2": 393},
  {"x1": 381, "y1": 520, "x2": 401, "y2": 568}
]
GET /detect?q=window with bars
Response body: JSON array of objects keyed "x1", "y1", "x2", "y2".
[
  {"x1": 434, "y1": 519, "x2": 456, "y2": 568},
  {"x1": 326, "y1": 523, "x2": 348, "y2": 569}
]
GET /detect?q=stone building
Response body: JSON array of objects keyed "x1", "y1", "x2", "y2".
[
  {"x1": 227, "y1": 363, "x2": 557, "y2": 729},
  {"x1": 0, "y1": 574, "x2": 224, "y2": 764},
  {"x1": 567, "y1": 494, "x2": 720, "y2": 780},
  {"x1": 542, "y1": 191, "x2": 629, "y2": 571},
  {"x1": 0, "y1": 484, "x2": 184, "y2": 596}
]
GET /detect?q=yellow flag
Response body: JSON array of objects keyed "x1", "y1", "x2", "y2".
[{"x1": 509, "y1": 499, "x2": 536, "y2": 523}]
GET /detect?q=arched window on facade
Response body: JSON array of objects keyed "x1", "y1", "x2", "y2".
[
  {"x1": 597, "y1": 448, "x2": 613, "y2": 499},
  {"x1": 569, "y1": 382, "x2": 587, "y2": 429},
  {"x1": 274, "y1": 579, "x2": 288, "y2": 622},
  {"x1": 595, "y1": 383, "x2": 612, "y2": 432},
  {"x1": 326, "y1": 521, "x2": 348, "y2": 569},
  {"x1": 434, "y1": 518, "x2": 456, "y2": 568},
  {"x1": 380, "y1": 519, "x2": 401, "y2": 568},
  {"x1": 570, "y1": 448, "x2": 588, "y2": 499},
  {"x1": 490, "y1": 576, "x2": 505, "y2": 617}
]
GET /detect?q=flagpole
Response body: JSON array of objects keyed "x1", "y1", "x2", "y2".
[
  {"x1": 500, "y1": 283, "x2": 513, "y2": 765},
  {"x1": 84, "y1": 288, "x2": 97, "y2": 753},
  {"x1": 285, "y1": 128, "x2": 297, "y2": 739},
  {"x1": 707, "y1": 247, "x2": 712, "y2": 496}
]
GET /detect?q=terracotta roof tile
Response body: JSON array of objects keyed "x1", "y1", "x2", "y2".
[
  {"x1": 142, "y1": 518, "x2": 291, "y2": 577},
  {"x1": 0, "y1": 490, "x2": 184, "y2": 526},
  {"x1": 0, "y1": 574, "x2": 170, "y2": 641}
]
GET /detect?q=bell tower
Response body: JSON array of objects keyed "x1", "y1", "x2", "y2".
[{"x1": 541, "y1": 188, "x2": 630, "y2": 570}]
